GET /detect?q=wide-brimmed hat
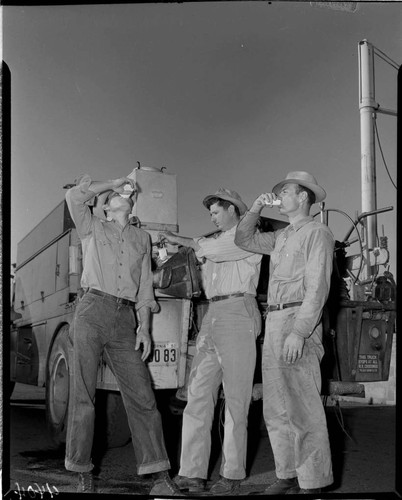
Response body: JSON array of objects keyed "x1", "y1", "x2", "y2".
[
  {"x1": 91, "y1": 191, "x2": 113, "y2": 219},
  {"x1": 91, "y1": 190, "x2": 136, "y2": 219},
  {"x1": 203, "y1": 188, "x2": 248, "y2": 215},
  {"x1": 272, "y1": 171, "x2": 326, "y2": 203}
]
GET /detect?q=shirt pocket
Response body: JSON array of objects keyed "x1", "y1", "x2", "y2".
[
  {"x1": 128, "y1": 241, "x2": 147, "y2": 271},
  {"x1": 92, "y1": 225, "x2": 118, "y2": 267},
  {"x1": 94, "y1": 224, "x2": 113, "y2": 247},
  {"x1": 275, "y1": 247, "x2": 305, "y2": 279}
]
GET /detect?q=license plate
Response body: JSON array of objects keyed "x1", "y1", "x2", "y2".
[{"x1": 148, "y1": 342, "x2": 178, "y2": 365}]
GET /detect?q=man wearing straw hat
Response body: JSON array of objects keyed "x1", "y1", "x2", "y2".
[
  {"x1": 235, "y1": 172, "x2": 334, "y2": 495},
  {"x1": 159, "y1": 188, "x2": 262, "y2": 495},
  {"x1": 64, "y1": 174, "x2": 180, "y2": 496}
]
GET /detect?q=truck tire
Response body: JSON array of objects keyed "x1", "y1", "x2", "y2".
[
  {"x1": 46, "y1": 325, "x2": 131, "y2": 449},
  {"x1": 46, "y1": 324, "x2": 70, "y2": 445}
]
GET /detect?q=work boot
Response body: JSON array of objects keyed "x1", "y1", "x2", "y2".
[
  {"x1": 149, "y1": 470, "x2": 182, "y2": 496},
  {"x1": 209, "y1": 476, "x2": 241, "y2": 496},
  {"x1": 287, "y1": 486, "x2": 322, "y2": 495},
  {"x1": 174, "y1": 475, "x2": 206, "y2": 493},
  {"x1": 77, "y1": 471, "x2": 95, "y2": 493},
  {"x1": 260, "y1": 477, "x2": 298, "y2": 495}
]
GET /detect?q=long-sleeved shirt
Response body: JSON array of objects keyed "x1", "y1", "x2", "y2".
[
  {"x1": 235, "y1": 211, "x2": 334, "y2": 338},
  {"x1": 194, "y1": 225, "x2": 262, "y2": 299},
  {"x1": 65, "y1": 174, "x2": 157, "y2": 312}
]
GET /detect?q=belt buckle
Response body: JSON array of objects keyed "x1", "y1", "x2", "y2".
[{"x1": 275, "y1": 304, "x2": 281, "y2": 311}]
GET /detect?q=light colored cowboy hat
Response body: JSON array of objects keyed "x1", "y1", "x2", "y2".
[
  {"x1": 203, "y1": 187, "x2": 248, "y2": 215},
  {"x1": 91, "y1": 191, "x2": 113, "y2": 219},
  {"x1": 272, "y1": 171, "x2": 326, "y2": 203},
  {"x1": 71, "y1": 174, "x2": 137, "y2": 219},
  {"x1": 91, "y1": 190, "x2": 137, "y2": 219}
]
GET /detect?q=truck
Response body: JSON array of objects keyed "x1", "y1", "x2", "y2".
[
  {"x1": 10, "y1": 39, "x2": 397, "y2": 448},
  {"x1": 9, "y1": 161, "x2": 292, "y2": 448},
  {"x1": 9, "y1": 165, "x2": 198, "y2": 447}
]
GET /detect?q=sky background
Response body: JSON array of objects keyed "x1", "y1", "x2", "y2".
[{"x1": 4, "y1": 1, "x2": 400, "y2": 278}]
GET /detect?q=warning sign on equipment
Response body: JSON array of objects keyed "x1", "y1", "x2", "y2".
[{"x1": 358, "y1": 353, "x2": 379, "y2": 373}]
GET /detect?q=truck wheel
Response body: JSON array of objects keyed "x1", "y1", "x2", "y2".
[
  {"x1": 46, "y1": 324, "x2": 70, "y2": 445},
  {"x1": 46, "y1": 325, "x2": 131, "y2": 449}
]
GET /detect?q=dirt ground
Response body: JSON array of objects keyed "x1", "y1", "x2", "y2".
[{"x1": 3, "y1": 383, "x2": 399, "y2": 498}]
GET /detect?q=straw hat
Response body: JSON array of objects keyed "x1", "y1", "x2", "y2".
[
  {"x1": 272, "y1": 171, "x2": 326, "y2": 203},
  {"x1": 203, "y1": 187, "x2": 248, "y2": 215}
]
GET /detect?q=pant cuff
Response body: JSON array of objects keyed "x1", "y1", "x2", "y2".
[
  {"x1": 65, "y1": 457, "x2": 94, "y2": 473},
  {"x1": 137, "y1": 459, "x2": 171, "y2": 476},
  {"x1": 179, "y1": 469, "x2": 208, "y2": 480},
  {"x1": 298, "y1": 476, "x2": 333, "y2": 489},
  {"x1": 220, "y1": 465, "x2": 246, "y2": 481}
]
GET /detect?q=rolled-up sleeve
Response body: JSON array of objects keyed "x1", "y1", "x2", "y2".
[
  {"x1": 235, "y1": 211, "x2": 276, "y2": 255},
  {"x1": 195, "y1": 232, "x2": 257, "y2": 263},
  {"x1": 135, "y1": 235, "x2": 159, "y2": 313},
  {"x1": 65, "y1": 174, "x2": 96, "y2": 239},
  {"x1": 293, "y1": 228, "x2": 334, "y2": 339}
]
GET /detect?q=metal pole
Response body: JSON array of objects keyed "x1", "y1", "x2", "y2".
[{"x1": 358, "y1": 39, "x2": 377, "y2": 278}]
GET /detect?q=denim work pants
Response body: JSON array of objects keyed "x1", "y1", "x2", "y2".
[
  {"x1": 262, "y1": 307, "x2": 333, "y2": 489},
  {"x1": 65, "y1": 292, "x2": 170, "y2": 475},
  {"x1": 179, "y1": 294, "x2": 261, "y2": 480}
]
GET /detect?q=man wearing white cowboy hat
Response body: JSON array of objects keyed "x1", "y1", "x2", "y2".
[
  {"x1": 159, "y1": 188, "x2": 262, "y2": 495},
  {"x1": 64, "y1": 174, "x2": 180, "y2": 496},
  {"x1": 235, "y1": 171, "x2": 334, "y2": 495}
]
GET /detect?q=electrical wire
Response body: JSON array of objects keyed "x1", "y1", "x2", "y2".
[
  {"x1": 373, "y1": 46, "x2": 400, "y2": 71},
  {"x1": 322, "y1": 397, "x2": 356, "y2": 443},
  {"x1": 374, "y1": 119, "x2": 397, "y2": 190},
  {"x1": 372, "y1": 43, "x2": 398, "y2": 190},
  {"x1": 333, "y1": 400, "x2": 356, "y2": 444}
]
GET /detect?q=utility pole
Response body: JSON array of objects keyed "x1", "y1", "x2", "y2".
[
  {"x1": 358, "y1": 39, "x2": 377, "y2": 280},
  {"x1": 358, "y1": 40, "x2": 398, "y2": 281}
]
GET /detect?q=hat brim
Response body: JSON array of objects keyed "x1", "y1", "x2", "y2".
[
  {"x1": 203, "y1": 194, "x2": 248, "y2": 215},
  {"x1": 272, "y1": 179, "x2": 326, "y2": 203},
  {"x1": 90, "y1": 190, "x2": 113, "y2": 219},
  {"x1": 91, "y1": 190, "x2": 137, "y2": 219}
]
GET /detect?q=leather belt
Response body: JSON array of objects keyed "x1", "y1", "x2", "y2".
[
  {"x1": 86, "y1": 288, "x2": 136, "y2": 308},
  {"x1": 209, "y1": 292, "x2": 245, "y2": 302},
  {"x1": 267, "y1": 301, "x2": 303, "y2": 312}
]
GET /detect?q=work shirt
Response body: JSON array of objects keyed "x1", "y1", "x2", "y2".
[
  {"x1": 65, "y1": 174, "x2": 157, "y2": 312},
  {"x1": 194, "y1": 225, "x2": 262, "y2": 299},
  {"x1": 235, "y1": 211, "x2": 334, "y2": 338}
]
